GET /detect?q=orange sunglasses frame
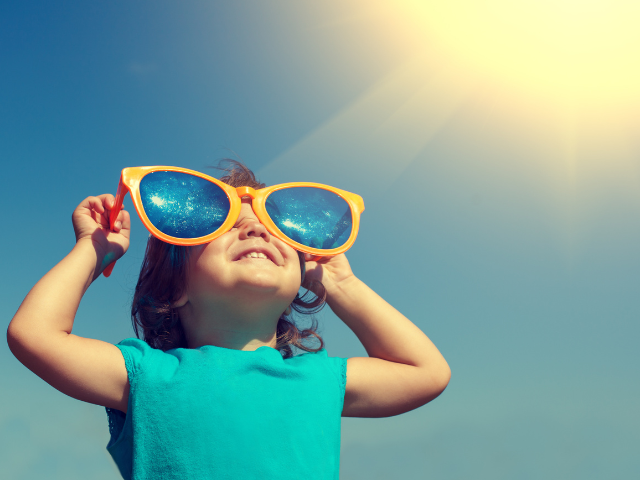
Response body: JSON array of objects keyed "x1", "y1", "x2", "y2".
[{"x1": 103, "y1": 166, "x2": 365, "y2": 277}]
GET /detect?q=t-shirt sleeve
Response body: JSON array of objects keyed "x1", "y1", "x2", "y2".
[
  {"x1": 114, "y1": 337, "x2": 157, "y2": 382},
  {"x1": 105, "y1": 338, "x2": 157, "y2": 460},
  {"x1": 317, "y1": 349, "x2": 348, "y2": 401}
]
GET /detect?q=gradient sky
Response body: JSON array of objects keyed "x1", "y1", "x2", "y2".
[{"x1": 2, "y1": 1, "x2": 639, "y2": 479}]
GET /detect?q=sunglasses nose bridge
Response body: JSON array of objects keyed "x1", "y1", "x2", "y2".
[{"x1": 235, "y1": 186, "x2": 257, "y2": 200}]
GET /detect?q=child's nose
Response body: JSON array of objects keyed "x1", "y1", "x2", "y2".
[
  {"x1": 237, "y1": 203, "x2": 270, "y2": 240},
  {"x1": 238, "y1": 218, "x2": 269, "y2": 240}
]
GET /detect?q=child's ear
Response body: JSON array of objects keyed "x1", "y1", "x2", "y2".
[{"x1": 171, "y1": 291, "x2": 189, "y2": 308}]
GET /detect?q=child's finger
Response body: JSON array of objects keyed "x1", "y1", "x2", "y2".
[
  {"x1": 91, "y1": 208, "x2": 110, "y2": 229},
  {"x1": 120, "y1": 209, "x2": 131, "y2": 229},
  {"x1": 113, "y1": 209, "x2": 130, "y2": 232},
  {"x1": 94, "y1": 194, "x2": 118, "y2": 230},
  {"x1": 84, "y1": 196, "x2": 105, "y2": 215},
  {"x1": 98, "y1": 193, "x2": 116, "y2": 210},
  {"x1": 304, "y1": 253, "x2": 326, "y2": 263}
]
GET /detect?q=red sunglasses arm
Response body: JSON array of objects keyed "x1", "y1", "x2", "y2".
[{"x1": 103, "y1": 178, "x2": 127, "y2": 278}]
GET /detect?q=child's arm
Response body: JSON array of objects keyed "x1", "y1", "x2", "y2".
[
  {"x1": 304, "y1": 254, "x2": 451, "y2": 418},
  {"x1": 7, "y1": 195, "x2": 132, "y2": 413}
]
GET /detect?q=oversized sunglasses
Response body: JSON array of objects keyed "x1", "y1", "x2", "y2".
[{"x1": 103, "y1": 166, "x2": 365, "y2": 277}]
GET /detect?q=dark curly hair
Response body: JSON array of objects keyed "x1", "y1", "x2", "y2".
[{"x1": 130, "y1": 159, "x2": 327, "y2": 359}]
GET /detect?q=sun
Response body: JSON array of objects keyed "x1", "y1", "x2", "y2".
[
  {"x1": 264, "y1": 0, "x2": 640, "y2": 204},
  {"x1": 394, "y1": 0, "x2": 640, "y2": 113}
]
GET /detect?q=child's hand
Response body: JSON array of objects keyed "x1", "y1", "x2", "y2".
[
  {"x1": 302, "y1": 253, "x2": 355, "y2": 298},
  {"x1": 71, "y1": 194, "x2": 131, "y2": 268}
]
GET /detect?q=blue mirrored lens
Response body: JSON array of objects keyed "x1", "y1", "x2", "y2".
[
  {"x1": 140, "y1": 171, "x2": 230, "y2": 239},
  {"x1": 265, "y1": 187, "x2": 352, "y2": 250}
]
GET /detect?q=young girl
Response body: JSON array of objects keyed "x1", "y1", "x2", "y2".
[{"x1": 8, "y1": 161, "x2": 450, "y2": 479}]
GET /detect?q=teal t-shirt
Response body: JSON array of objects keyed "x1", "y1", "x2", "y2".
[{"x1": 105, "y1": 338, "x2": 347, "y2": 480}]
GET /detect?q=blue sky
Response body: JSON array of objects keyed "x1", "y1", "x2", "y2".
[{"x1": 2, "y1": 1, "x2": 639, "y2": 478}]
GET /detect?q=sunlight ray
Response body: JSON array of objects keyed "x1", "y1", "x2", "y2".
[{"x1": 259, "y1": 55, "x2": 473, "y2": 195}]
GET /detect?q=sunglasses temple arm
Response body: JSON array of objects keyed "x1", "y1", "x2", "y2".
[{"x1": 103, "y1": 178, "x2": 127, "y2": 278}]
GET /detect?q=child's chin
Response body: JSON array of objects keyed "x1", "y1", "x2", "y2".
[
  {"x1": 237, "y1": 274, "x2": 297, "y2": 296},
  {"x1": 236, "y1": 275, "x2": 282, "y2": 291}
]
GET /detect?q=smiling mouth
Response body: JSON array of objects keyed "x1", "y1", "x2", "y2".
[
  {"x1": 240, "y1": 252, "x2": 269, "y2": 260},
  {"x1": 236, "y1": 252, "x2": 276, "y2": 263}
]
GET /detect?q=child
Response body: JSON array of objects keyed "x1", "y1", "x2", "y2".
[{"x1": 8, "y1": 161, "x2": 450, "y2": 479}]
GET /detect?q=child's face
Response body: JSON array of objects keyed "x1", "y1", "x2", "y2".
[{"x1": 183, "y1": 198, "x2": 302, "y2": 309}]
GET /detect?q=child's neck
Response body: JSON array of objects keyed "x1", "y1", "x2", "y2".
[{"x1": 177, "y1": 299, "x2": 283, "y2": 351}]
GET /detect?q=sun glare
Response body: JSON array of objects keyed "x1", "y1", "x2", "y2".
[
  {"x1": 264, "y1": 0, "x2": 640, "y2": 208},
  {"x1": 395, "y1": 0, "x2": 640, "y2": 111}
]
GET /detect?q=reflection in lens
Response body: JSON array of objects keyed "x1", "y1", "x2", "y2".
[
  {"x1": 265, "y1": 187, "x2": 352, "y2": 249},
  {"x1": 140, "y1": 171, "x2": 230, "y2": 239}
]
